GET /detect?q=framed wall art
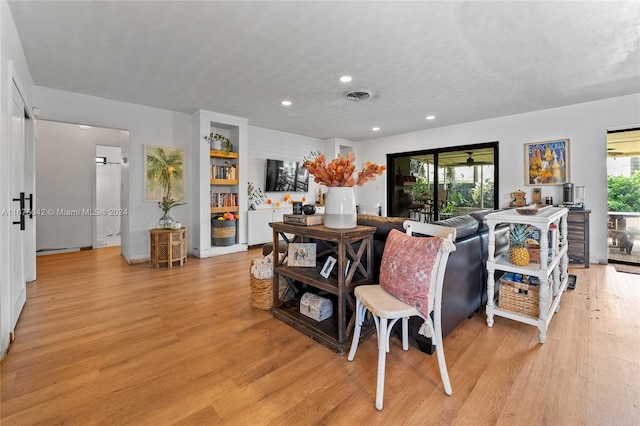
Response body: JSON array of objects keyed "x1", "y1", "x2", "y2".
[
  {"x1": 288, "y1": 243, "x2": 316, "y2": 267},
  {"x1": 524, "y1": 139, "x2": 570, "y2": 185},
  {"x1": 145, "y1": 145, "x2": 185, "y2": 201}
]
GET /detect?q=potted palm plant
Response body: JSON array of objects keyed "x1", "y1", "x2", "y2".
[{"x1": 146, "y1": 147, "x2": 185, "y2": 228}]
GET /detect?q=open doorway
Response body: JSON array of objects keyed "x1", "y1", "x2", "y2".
[
  {"x1": 96, "y1": 145, "x2": 121, "y2": 247},
  {"x1": 35, "y1": 120, "x2": 126, "y2": 254},
  {"x1": 607, "y1": 128, "x2": 640, "y2": 265}
]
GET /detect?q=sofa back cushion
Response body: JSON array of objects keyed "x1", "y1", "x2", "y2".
[
  {"x1": 433, "y1": 214, "x2": 479, "y2": 241},
  {"x1": 357, "y1": 214, "x2": 406, "y2": 241}
]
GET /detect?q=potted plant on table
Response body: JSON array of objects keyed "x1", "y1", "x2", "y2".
[
  {"x1": 158, "y1": 197, "x2": 185, "y2": 229},
  {"x1": 204, "y1": 133, "x2": 233, "y2": 153},
  {"x1": 302, "y1": 152, "x2": 386, "y2": 229}
]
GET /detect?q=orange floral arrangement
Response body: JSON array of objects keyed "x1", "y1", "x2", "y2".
[{"x1": 302, "y1": 152, "x2": 386, "y2": 187}]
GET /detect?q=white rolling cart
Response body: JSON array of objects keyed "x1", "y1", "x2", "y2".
[{"x1": 485, "y1": 207, "x2": 569, "y2": 343}]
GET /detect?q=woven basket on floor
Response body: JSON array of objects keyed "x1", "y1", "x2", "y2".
[{"x1": 250, "y1": 259, "x2": 292, "y2": 310}]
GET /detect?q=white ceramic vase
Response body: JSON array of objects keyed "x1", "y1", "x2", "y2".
[{"x1": 324, "y1": 186, "x2": 357, "y2": 229}]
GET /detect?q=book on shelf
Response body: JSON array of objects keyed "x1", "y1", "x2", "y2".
[
  {"x1": 210, "y1": 192, "x2": 238, "y2": 208},
  {"x1": 210, "y1": 164, "x2": 237, "y2": 180}
]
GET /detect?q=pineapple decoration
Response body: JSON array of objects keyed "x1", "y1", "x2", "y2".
[{"x1": 509, "y1": 223, "x2": 533, "y2": 266}]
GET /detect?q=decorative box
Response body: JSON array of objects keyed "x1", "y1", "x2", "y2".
[
  {"x1": 283, "y1": 214, "x2": 324, "y2": 226},
  {"x1": 300, "y1": 292, "x2": 333, "y2": 322}
]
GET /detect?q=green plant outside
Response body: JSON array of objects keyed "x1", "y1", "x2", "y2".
[
  {"x1": 608, "y1": 171, "x2": 640, "y2": 212},
  {"x1": 471, "y1": 180, "x2": 494, "y2": 208},
  {"x1": 411, "y1": 178, "x2": 431, "y2": 200},
  {"x1": 448, "y1": 189, "x2": 468, "y2": 207}
]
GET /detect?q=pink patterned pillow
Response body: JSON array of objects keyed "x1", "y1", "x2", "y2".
[{"x1": 379, "y1": 228, "x2": 443, "y2": 319}]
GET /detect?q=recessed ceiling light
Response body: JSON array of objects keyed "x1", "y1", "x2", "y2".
[
  {"x1": 340, "y1": 75, "x2": 352, "y2": 83},
  {"x1": 426, "y1": 115, "x2": 436, "y2": 120},
  {"x1": 78, "y1": 125, "x2": 92, "y2": 129},
  {"x1": 281, "y1": 100, "x2": 292, "y2": 106},
  {"x1": 372, "y1": 127, "x2": 380, "y2": 131}
]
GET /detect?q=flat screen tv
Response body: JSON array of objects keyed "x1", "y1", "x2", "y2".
[{"x1": 265, "y1": 159, "x2": 309, "y2": 192}]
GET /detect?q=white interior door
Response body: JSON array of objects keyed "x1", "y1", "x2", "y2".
[{"x1": 10, "y1": 81, "x2": 27, "y2": 334}]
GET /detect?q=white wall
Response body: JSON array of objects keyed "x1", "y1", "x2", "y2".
[
  {"x1": 247, "y1": 126, "x2": 327, "y2": 208},
  {"x1": 0, "y1": 0, "x2": 35, "y2": 357},
  {"x1": 353, "y1": 94, "x2": 640, "y2": 264},
  {"x1": 33, "y1": 86, "x2": 192, "y2": 263}
]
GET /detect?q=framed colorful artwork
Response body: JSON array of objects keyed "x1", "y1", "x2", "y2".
[
  {"x1": 145, "y1": 145, "x2": 185, "y2": 201},
  {"x1": 524, "y1": 139, "x2": 570, "y2": 185}
]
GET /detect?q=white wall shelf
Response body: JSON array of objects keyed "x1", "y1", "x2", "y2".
[{"x1": 191, "y1": 110, "x2": 248, "y2": 258}]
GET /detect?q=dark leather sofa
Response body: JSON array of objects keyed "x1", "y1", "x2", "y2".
[{"x1": 356, "y1": 211, "x2": 509, "y2": 354}]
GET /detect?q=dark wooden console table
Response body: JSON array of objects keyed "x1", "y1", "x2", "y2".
[
  {"x1": 269, "y1": 222, "x2": 376, "y2": 354},
  {"x1": 567, "y1": 210, "x2": 590, "y2": 268}
]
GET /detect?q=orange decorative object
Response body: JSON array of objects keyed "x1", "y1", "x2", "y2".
[{"x1": 302, "y1": 152, "x2": 385, "y2": 187}]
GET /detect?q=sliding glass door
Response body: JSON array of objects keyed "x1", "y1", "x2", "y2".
[
  {"x1": 388, "y1": 142, "x2": 498, "y2": 220},
  {"x1": 607, "y1": 129, "x2": 640, "y2": 265}
]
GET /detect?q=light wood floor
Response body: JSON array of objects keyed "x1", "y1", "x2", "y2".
[{"x1": 1, "y1": 246, "x2": 639, "y2": 425}]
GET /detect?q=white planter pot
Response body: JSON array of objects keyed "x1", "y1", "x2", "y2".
[{"x1": 324, "y1": 186, "x2": 357, "y2": 229}]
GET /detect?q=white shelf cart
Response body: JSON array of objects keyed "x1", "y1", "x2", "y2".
[{"x1": 485, "y1": 207, "x2": 569, "y2": 343}]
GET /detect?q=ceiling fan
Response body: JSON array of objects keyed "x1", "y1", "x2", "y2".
[
  {"x1": 448, "y1": 151, "x2": 492, "y2": 167},
  {"x1": 466, "y1": 152, "x2": 475, "y2": 166}
]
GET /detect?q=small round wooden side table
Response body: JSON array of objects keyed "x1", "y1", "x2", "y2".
[{"x1": 149, "y1": 228, "x2": 187, "y2": 268}]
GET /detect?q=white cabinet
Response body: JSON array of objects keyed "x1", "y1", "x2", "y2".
[
  {"x1": 247, "y1": 208, "x2": 292, "y2": 245},
  {"x1": 485, "y1": 207, "x2": 569, "y2": 343}
]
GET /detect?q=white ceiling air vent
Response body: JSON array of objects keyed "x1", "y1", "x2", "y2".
[{"x1": 343, "y1": 90, "x2": 372, "y2": 101}]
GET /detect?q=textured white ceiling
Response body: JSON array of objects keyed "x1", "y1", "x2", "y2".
[{"x1": 8, "y1": 1, "x2": 640, "y2": 141}]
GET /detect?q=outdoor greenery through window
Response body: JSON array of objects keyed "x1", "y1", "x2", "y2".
[
  {"x1": 606, "y1": 128, "x2": 639, "y2": 264},
  {"x1": 388, "y1": 142, "x2": 498, "y2": 220}
]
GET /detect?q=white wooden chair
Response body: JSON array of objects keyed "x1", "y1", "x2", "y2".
[{"x1": 347, "y1": 220, "x2": 456, "y2": 410}]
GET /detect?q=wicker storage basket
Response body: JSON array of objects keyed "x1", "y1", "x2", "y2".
[
  {"x1": 498, "y1": 273, "x2": 551, "y2": 317},
  {"x1": 250, "y1": 259, "x2": 292, "y2": 310}
]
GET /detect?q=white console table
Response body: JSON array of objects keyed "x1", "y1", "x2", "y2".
[
  {"x1": 248, "y1": 208, "x2": 291, "y2": 246},
  {"x1": 247, "y1": 206, "x2": 325, "y2": 246},
  {"x1": 485, "y1": 207, "x2": 569, "y2": 343}
]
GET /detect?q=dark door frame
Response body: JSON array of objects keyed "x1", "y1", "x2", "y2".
[{"x1": 386, "y1": 141, "x2": 500, "y2": 218}]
